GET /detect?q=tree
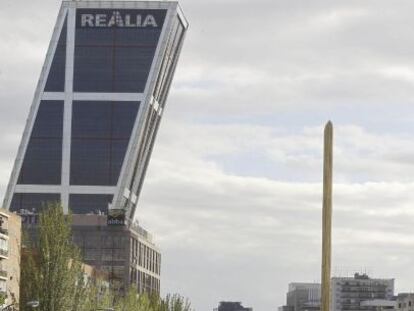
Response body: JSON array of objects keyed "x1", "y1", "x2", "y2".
[
  {"x1": 114, "y1": 290, "x2": 193, "y2": 311},
  {"x1": 158, "y1": 294, "x2": 192, "y2": 311},
  {"x1": 77, "y1": 279, "x2": 114, "y2": 311},
  {"x1": 20, "y1": 202, "x2": 88, "y2": 311},
  {"x1": 114, "y1": 287, "x2": 153, "y2": 311}
]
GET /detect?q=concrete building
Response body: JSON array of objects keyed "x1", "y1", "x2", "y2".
[
  {"x1": 396, "y1": 294, "x2": 414, "y2": 311},
  {"x1": 360, "y1": 299, "x2": 396, "y2": 311},
  {"x1": 279, "y1": 306, "x2": 294, "y2": 311},
  {"x1": 3, "y1": 0, "x2": 187, "y2": 294},
  {"x1": 214, "y1": 302, "x2": 253, "y2": 311},
  {"x1": 0, "y1": 209, "x2": 21, "y2": 307},
  {"x1": 22, "y1": 213, "x2": 160, "y2": 294},
  {"x1": 282, "y1": 283, "x2": 321, "y2": 311},
  {"x1": 71, "y1": 215, "x2": 160, "y2": 293},
  {"x1": 331, "y1": 273, "x2": 394, "y2": 311}
]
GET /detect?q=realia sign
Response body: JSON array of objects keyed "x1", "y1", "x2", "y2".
[
  {"x1": 81, "y1": 12, "x2": 157, "y2": 28},
  {"x1": 76, "y1": 9, "x2": 166, "y2": 28}
]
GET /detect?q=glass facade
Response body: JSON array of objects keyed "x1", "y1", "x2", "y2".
[
  {"x1": 73, "y1": 9, "x2": 166, "y2": 93},
  {"x1": 5, "y1": 2, "x2": 187, "y2": 220},
  {"x1": 18, "y1": 101, "x2": 63, "y2": 185},
  {"x1": 70, "y1": 101, "x2": 139, "y2": 186},
  {"x1": 4, "y1": 3, "x2": 187, "y2": 301},
  {"x1": 10, "y1": 193, "x2": 60, "y2": 213},
  {"x1": 69, "y1": 194, "x2": 113, "y2": 214},
  {"x1": 44, "y1": 17, "x2": 67, "y2": 92}
]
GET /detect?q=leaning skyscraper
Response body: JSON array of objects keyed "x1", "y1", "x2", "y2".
[
  {"x1": 4, "y1": 0, "x2": 187, "y2": 220},
  {"x1": 3, "y1": 0, "x2": 188, "y2": 293}
]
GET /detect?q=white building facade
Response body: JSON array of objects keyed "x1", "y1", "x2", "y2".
[{"x1": 331, "y1": 274, "x2": 394, "y2": 311}]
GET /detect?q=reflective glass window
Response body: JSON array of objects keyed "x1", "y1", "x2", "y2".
[
  {"x1": 69, "y1": 194, "x2": 113, "y2": 215},
  {"x1": 18, "y1": 101, "x2": 63, "y2": 185},
  {"x1": 45, "y1": 17, "x2": 67, "y2": 92},
  {"x1": 113, "y1": 47, "x2": 155, "y2": 92},
  {"x1": 10, "y1": 193, "x2": 60, "y2": 214},
  {"x1": 73, "y1": 9, "x2": 166, "y2": 93},
  {"x1": 71, "y1": 139, "x2": 111, "y2": 184},
  {"x1": 70, "y1": 101, "x2": 139, "y2": 185},
  {"x1": 73, "y1": 46, "x2": 113, "y2": 92}
]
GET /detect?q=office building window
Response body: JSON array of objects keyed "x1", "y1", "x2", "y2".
[
  {"x1": 10, "y1": 193, "x2": 60, "y2": 213},
  {"x1": 18, "y1": 101, "x2": 63, "y2": 185},
  {"x1": 70, "y1": 101, "x2": 139, "y2": 185},
  {"x1": 44, "y1": 16, "x2": 67, "y2": 92}
]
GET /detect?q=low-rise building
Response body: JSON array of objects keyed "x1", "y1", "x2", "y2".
[
  {"x1": 214, "y1": 301, "x2": 253, "y2": 311},
  {"x1": 396, "y1": 293, "x2": 414, "y2": 311},
  {"x1": 331, "y1": 273, "x2": 394, "y2": 311},
  {"x1": 71, "y1": 214, "x2": 160, "y2": 294},
  {"x1": 278, "y1": 306, "x2": 294, "y2": 311},
  {"x1": 0, "y1": 209, "x2": 21, "y2": 307},
  {"x1": 281, "y1": 282, "x2": 321, "y2": 311},
  {"x1": 20, "y1": 211, "x2": 161, "y2": 295},
  {"x1": 360, "y1": 299, "x2": 396, "y2": 311}
]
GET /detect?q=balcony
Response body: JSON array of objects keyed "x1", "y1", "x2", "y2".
[
  {"x1": 0, "y1": 249, "x2": 8, "y2": 258},
  {"x1": 0, "y1": 227, "x2": 8, "y2": 236}
]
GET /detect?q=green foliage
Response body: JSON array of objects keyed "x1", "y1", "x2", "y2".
[
  {"x1": 77, "y1": 279, "x2": 114, "y2": 311},
  {"x1": 159, "y1": 294, "x2": 192, "y2": 311},
  {"x1": 114, "y1": 289, "x2": 193, "y2": 311},
  {"x1": 20, "y1": 202, "x2": 88, "y2": 311},
  {"x1": 0, "y1": 292, "x2": 6, "y2": 306},
  {"x1": 114, "y1": 287, "x2": 152, "y2": 311}
]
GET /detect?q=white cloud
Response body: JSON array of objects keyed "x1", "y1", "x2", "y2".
[
  {"x1": 134, "y1": 120, "x2": 414, "y2": 309},
  {"x1": 2, "y1": 0, "x2": 414, "y2": 310}
]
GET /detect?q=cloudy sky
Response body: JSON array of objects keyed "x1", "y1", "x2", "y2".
[{"x1": 2, "y1": 0, "x2": 414, "y2": 310}]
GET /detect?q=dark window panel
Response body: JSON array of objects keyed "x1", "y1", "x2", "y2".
[
  {"x1": 31, "y1": 101, "x2": 64, "y2": 138},
  {"x1": 18, "y1": 101, "x2": 63, "y2": 185},
  {"x1": 44, "y1": 17, "x2": 67, "y2": 92},
  {"x1": 112, "y1": 102, "x2": 139, "y2": 139},
  {"x1": 115, "y1": 28, "x2": 162, "y2": 46},
  {"x1": 18, "y1": 138, "x2": 62, "y2": 185},
  {"x1": 75, "y1": 28, "x2": 114, "y2": 46},
  {"x1": 69, "y1": 194, "x2": 113, "y2": 214},
  {"x1": 72, "y1": 101, "x2": 112, "y2": 139},
  {"x1": 10, "y1": 193, "x2": 60, "y2": 214},
  {"x1": 73, "y1": 46, "x2": 113, "y2": 92},
  {"x1": 70, "y1": 139, "x2": 111, "y2": 185},
  {"x1": 70, "y1": 101, "x2": 139, "y2": 186},
  {"x1": 113, "y1": 47, "x2": 156, "y2": 93}
]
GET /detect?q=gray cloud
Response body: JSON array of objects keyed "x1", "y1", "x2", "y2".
[{"x1": 2, "y1": 1, "x2": 414, "y2": 311}]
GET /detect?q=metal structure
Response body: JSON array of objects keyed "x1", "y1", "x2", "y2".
[
  {"x1": 3, "y1": 1, "x2": 188, "y2": 225},
  {"x1": 321, "y1": 121, "x2": 333, "y2": 311}
]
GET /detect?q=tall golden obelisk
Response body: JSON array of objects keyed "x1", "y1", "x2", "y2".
[{"x1": 321, "y1": 121, "x2": 333, "y2": 311}]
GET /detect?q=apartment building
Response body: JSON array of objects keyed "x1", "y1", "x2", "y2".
[
  {"x1": 331, "y1": 273, "x2": 394, "y2": 311},
  {"x1": 0, "y1": 209, "x2": 21, "y2": 307}
]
